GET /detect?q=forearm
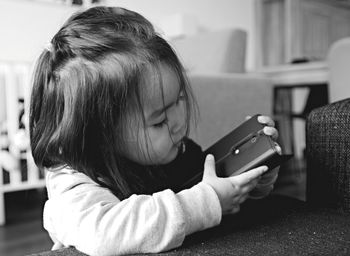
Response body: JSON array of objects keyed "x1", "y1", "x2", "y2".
[{"x1": 44, "y1": 174, "x2": 221, "y2": 256}]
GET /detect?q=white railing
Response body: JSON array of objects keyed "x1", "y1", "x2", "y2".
[{"x1": 0, "y1": 61, "x2": 45, "y2": 225}]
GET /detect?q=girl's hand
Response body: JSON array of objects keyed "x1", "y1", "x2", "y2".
[
  {"x1": 246, "y1": 115, "x2": 280, "y2": 144},
  {"x1": 202, "y1": 154, "x2": 268, "y2": 215},
  {"x1": 257, "y1": 115, "x2": 279, "y2": 144},
  {"x1": 247, "y1": 115, "x2": 281, "y2": 198},
  {"x1": 249, "y1": 167, "x2": 279, "y2": 199}
]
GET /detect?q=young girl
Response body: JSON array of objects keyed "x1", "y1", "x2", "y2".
[{"x1": 30, "y1": 6, "x2": 280, "y2": 256}]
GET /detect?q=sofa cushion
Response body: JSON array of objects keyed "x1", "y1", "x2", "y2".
[{"x1": 188, "y1": 73, "x2": 272, "y2": 149}]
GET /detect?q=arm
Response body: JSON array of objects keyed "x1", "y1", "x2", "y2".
[{"x1": 44, "y1": 169, "x2": 221, "y2": 256}]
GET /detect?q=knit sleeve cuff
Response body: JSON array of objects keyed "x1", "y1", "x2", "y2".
[{"x1": 176, "y1": 182, "x2": 222, "y2": 235}]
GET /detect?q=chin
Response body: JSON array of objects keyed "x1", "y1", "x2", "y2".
[{"x1": 159, "y1": 146, "x2": 178, "y2": 164}]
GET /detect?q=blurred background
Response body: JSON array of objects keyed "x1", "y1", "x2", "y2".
[{"x1": 1, "y1": 0, "x2": 350, "y2": 255}]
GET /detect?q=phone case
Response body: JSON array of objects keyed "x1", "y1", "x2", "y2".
[{"x1": 181, "y1": 114, "x2": 292, "y2": 189}]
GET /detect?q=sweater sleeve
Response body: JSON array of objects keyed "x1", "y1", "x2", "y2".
[{"x1": 44, "y1": 169, "x2": 221, "y2": 256}]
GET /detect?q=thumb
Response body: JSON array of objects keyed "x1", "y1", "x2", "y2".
[{"x1": 203, "y1": 154, "x2": 217, "y2": 178}]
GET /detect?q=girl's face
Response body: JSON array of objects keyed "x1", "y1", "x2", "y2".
[{"x1": 123, "y1": 64, "x2": 187, "y2": 165}]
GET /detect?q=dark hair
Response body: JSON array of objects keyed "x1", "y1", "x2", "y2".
[
  {"x1": 30, "y1": 7, "x2": 197, "y2": 199},
  {"x1": 29, "y1": 6, "x2": 198, "y2": 199}
]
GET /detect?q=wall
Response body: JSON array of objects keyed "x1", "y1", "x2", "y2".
[
  {"x1": 0, "y1": 0, "x2": 79, "y2": 123},
  {"x1": 0, "y1": 0, "x2": 79, "y2": 63},
  {"x1": 0, "y1": 0, "x2": 256, "y2": 68},
  {"x1": 0, "y1": 0, "x2": 257, "y2": 123},
  {"x1": 105, "y1": 0, "x2": 257, "y2": 71}
]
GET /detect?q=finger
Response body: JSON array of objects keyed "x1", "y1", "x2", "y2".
[
  {"x1": 259, "y1": 168, "x2": 279, "y2": 186},
  {"x1": 258, "y1": 115, "x2": 275, "y2": 127},
  {"x1": 251, "y1": 184, "x2": 274, "y2": 198},
  {"x1": 228, "y1": 205, "x2": 240, "y2": 215},
  {"x1": 203, "y1": 154, "x2": 216, "y2": 178},
  {"x1": 263, "y1": 126, "x2": 279, "y2": 140},
  {"x1": 275, "y1": 143, "x2": 282, "y2": 155},
  {"x1": 256, "y1": 176, "x2": 278, "y2": 188},
  {"x1": 238, "y1": 194, "x2": 249, "y2": 204},
  {"x1": 231, "y1": 166, "x2": 268, "y2": 184},
  {"x1": 240, "y1": 177, "x2": 260, "y2": 194}
]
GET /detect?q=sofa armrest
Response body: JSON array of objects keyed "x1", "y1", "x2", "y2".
[
  {"x1": 188, "y1": 72, "x2": 273, "y2": 149},
  {"x1": 306, "y1": 98, "x2": 350, "y2": 211}
]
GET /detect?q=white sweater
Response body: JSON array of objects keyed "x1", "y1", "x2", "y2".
[{"x1": 43, "y1": 168, "x2": 222, "y2": 256}]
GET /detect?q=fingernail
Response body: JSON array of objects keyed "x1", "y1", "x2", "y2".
[
  {"x1": 207, "y1": 154, "x2": 214, "y2": 160},
  {"x1": 257, "y1": 115, "x2": 264, "y2": 122},
  {"x1": 264, "y1": 126, "x2": 272, "y2": 133}
]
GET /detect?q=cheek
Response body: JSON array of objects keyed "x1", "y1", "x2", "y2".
[
  {"x1": 124, "y1": 126, "x2": 176, "y2": 164},
  {"x1": 122, "y1": 127, "x2": 147, "y2": 159},
  {"x1": 147, "y1": 128, "x2": 173, "y2": 153}
]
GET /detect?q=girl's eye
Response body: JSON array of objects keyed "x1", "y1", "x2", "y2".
[{"x1": 153, "y1": 118, "x2": 167, "y2": 128}]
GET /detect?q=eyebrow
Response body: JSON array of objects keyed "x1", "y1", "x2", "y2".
[
  {"x1": 148, "y1": 89, "x2": 183, "y2": 120},
  {"x1": 149, "y1": 102, "x2": 173, "y2": 120}
]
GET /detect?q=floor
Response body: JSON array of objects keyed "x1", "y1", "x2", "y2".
[{"x1": 0, "y1": 189, "x2": 52, "y2": 256}]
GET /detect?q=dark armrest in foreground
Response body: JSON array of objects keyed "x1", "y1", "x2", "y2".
[
  {"x1": 28, "y1": 196, "x2": 350, "y2": 256},
  {"x1": 306, "y1": 98, "x2": 350, "y2": 211}
]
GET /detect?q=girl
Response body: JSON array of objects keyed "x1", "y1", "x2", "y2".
[{"x1": 30, "y1": 6, "x2": 280, "y2": 256}]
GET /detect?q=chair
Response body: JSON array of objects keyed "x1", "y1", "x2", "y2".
[{"x1": 328, "y1": 37, "x2": 350, "y2": 103}]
